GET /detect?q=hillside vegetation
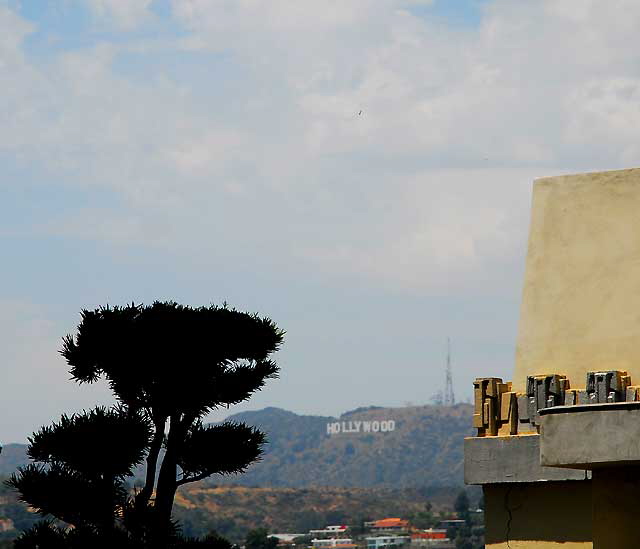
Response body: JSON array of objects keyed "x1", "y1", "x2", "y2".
[
  {"x1": 173, "y1": 485, "x2": 466, "y2": 542},
  {"x1": 216, "y1": 403, "x2": 473, "y2": 488},
  {"x1": 0, "y1": 445, "x2": 28, "y2": 477},
  {"x1": 1, "y1": 404, "x2": 472, "y2": 487},
  {"x1": 1, "y1": 404, "x2": 475, "y2": 543}
]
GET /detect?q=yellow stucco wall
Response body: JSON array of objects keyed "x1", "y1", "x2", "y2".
[
  {"x1": 513, "y1": 168, "x2": 640, "y2": 391},
  {"x1": 484, "y1": 481, "x2": 592, "y2": 548}
]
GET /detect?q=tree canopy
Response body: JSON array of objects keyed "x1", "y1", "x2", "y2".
[
  {"x1": 245, "y1": 528, "x2": 279, "y2": 549},
  {"x1": 8, "y1": 301, "x2": 284, "y2": 548}
]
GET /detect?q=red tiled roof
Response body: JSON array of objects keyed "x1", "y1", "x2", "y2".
[
  {"x1": 411, "y1": 531, "x2": 447, "y2": 540},
  {"x1": 372, "y1": 518, "x2": 409, "y2": 528}
]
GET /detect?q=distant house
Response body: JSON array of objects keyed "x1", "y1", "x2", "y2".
[
  {"x1": 410, "y1": 530, "x2": 449, "y2": 546},
  {"x1": 411, "y1": 530, "x2": 447, "y2": 541},
  {"x1": 365, "y1": 535, "x2": 410, "y2": 549},
  {"x1": 365, "y1": 518, "x2": 409, "y2": 532},
  {"x1": 309, "y1": 525, "x2": 349, "y2": 538},
  {"x1": 311, "y1": 538, "x2": 357, "y2": 549},
  {"x1": 271, "y1": 534, "x2": 305, "y2": 545}
]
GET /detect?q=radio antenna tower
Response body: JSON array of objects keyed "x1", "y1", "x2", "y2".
[{"x1": 444, "y1": 337, "x2": 455, "y2": 406}]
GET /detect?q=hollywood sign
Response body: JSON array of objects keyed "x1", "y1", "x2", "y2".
[{"x1": 326, "y1": 419, "x2": 396, "y2": 435}]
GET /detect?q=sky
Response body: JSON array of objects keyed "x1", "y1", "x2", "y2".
[{"x1": 2, "y1": 0, "x2": 640, "y2": 443}]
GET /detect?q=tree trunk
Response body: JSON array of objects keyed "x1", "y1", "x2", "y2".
[
  {"x1": 152, "y1": 415, "x2": 183, "y2": 545},
  {"x1": 135, "y1": 417, "x2": 166, "y2": 510}
]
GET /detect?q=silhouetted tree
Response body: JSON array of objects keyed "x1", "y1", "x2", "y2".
[
  {"x1": 454, "y1": 490, "x2": 470, "y2": 521},
  {"x1": 455, "y1": 539, "x2": 472, "y2": 549},
  {"x1": 452, "y1": 490, "x2": 477, "y2": 549},
  {"x1": 8, "y1": 302, "x2": 284, "y2": 548},
  {"x1": 245, "y1": 528, "x2": 278, "y2": 549}
]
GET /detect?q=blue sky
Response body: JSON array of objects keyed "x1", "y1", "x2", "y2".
[{"x1": 2, "y1": 0, "x2": 640, "y2": 442}]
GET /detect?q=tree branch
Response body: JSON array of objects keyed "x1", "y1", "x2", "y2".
[
  {"x1": 135, "y1": 417, "x2": 166, "y2": 509},
  {"x1": 176, "y1": 472, "x2": 209, "y2": 487}
]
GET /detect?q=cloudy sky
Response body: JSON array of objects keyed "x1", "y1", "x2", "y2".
[{"x1": 2, "y1": 0, "x2": 639, "y2": 443}]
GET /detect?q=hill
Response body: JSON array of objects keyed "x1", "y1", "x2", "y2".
[
  {"x1": 0, "y1": 404, "x2": 473, "y2": 487},
  {"x1": 172, "y1": 484, "x2": 469, "y2": 542},
  {"x1": 0, "y1": 405, "x2": 475, "y2": 542},
  {"x1": 0, "y1": 444, "x2": 28, "y2": 477},
  {"x1": 215, "y1": 403, "x2": 473, "y2": 488}
]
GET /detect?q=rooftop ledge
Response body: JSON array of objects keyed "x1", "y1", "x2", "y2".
[
  {"x1": 539, "y1": 401, "x2": 640, "y2": 469},
  {"x1": 464, "y1": 434, "x2": 588, "y2": 485},
  {"x1": 538, "y1": 401, "x2": 640, "y2": 415}
]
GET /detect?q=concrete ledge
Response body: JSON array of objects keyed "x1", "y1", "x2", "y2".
[
  {"x1": 464, "y1": 434, "x2": 588, "y2": 485},
  {"x1": 540, "y1": 402, "x2": 640, "y2": 469}
]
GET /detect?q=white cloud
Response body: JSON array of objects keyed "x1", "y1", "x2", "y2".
[
  {"x1": 6, "y1": 0, "x2": 640, "y2": 432},
  {"x1": 172, "y1": 0, "x2": 432, "y2": 33},
  {"x1": 84, "y1": 0, "x2": 153, "y2": 29},
  {"x1": 567, "y1": 78, "x2": 640, "y2": 144},
  {"x1": 167, "y1": 129, "x2": 248, "y2": 177},
  {"x1": 3, "y1": 0, "x2": 640, "y2": 296},
  {"x1": 0, "y1": 5, "x2": 32, "y2": 54},
  {"x1": 293, "y1": 168, "x2": 534, "y2": 292}
]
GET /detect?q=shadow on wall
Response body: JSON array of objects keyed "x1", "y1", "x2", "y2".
[{"x1": 484, "y1": 481, "x2": 592, "y2": 546}]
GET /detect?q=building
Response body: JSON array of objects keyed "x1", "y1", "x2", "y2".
[
  {"x1": 465, "y1": 168, "x2": 640, "y2": 548},
  {"x1": 309, "y1": 526, "x2": 349, "y2": 538},
  {"x1": 311, "y1": 538, "x2": 357, "y2": 549},
  {"x1": 365, "y1": 535, "x2": 410, "y2": 549},
  {"x1": 364, "y1": 518, "x2": 409, "y2": 532},
  {"x1": 271, "y1": 534, "x2": 305, "y2": 545},
  {"x1": 411, "y1": 530, "x2": 447, "y2": 542},
  {"x1": 410, "y1": 529, "x2": 450, "y2": 547}
]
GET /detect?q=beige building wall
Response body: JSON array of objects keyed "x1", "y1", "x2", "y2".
[
  {"x1": 513, "y1": 168, "x2": 640, "y2": 391},
  {"x1": 484, "y1": 481, "x2": 592, "y2": 548}
]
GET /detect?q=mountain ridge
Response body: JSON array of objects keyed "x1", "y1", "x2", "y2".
[
  {"x1": 215, "y1": 403, "x2": 472, "y2": 487},
  {"x1": 1, "y1": 403, "x2": 473, "y2": 487}
]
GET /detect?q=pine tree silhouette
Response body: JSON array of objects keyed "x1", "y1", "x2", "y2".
[{"x1": 7, "y1": 301, "x2": 284, "y2": 548}]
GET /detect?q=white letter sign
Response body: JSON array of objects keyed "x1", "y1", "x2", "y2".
[{"x1": 325, "y1": 418, "x2": 396, "y2": 435}]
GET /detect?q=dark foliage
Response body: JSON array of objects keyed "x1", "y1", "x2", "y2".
[
  {"x1": 12, "y1": 520, "x2": 135, "y2": 549},
  {"x1": 451, "y1": 489, "x2": 483, "y2": 549},
  {"x1": 245, "y1": 528, "x2": 279, "y2": 549},
  {"x1": 454, "y1": 490, "x2": 470, "y2": 521},
  {"x1": 7, "y1": 301, "x2": 284, "y2": 548},
  {"x1": 61, "y1": 302, "x2": 282, "y2": 417},
  {"x1": 175, "y1": 532, "x2": 233, "y2": 549},
  {"x1": 178, "y1": 422, "x2": 266, "y2": 484},
  {"x1": 8, "y1": 461, "x2": 126, "y2": 527},
  {"x1": 27, "y1": 406, "x2": 151, "y2": 478},
  {"x1": 12, "y1": 521, "x2": 68, "y2": 549}
]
